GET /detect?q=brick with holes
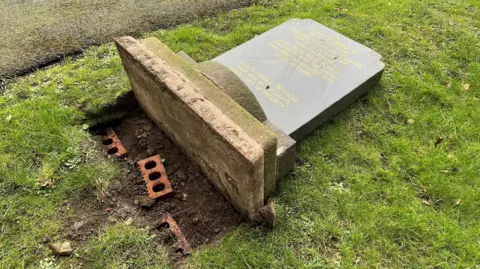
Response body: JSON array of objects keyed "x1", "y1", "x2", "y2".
[
  {"x1": 103, "y1": 128, "x2": 127, "y2": 157},
  {"x1": 158, "y1": 213, "x2": 191, "y2": 255},
  {"x1": 138, "y1": 155, "x2": 173, "y2": 199}
]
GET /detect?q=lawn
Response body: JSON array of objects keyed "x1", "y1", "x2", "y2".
[{"x1": 1, "y1": 0, "x2": 480, "y2": 268}]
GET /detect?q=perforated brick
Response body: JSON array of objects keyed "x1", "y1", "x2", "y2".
[
  {"x1": 103, "y1": 128, "x2": 127, "y2": 157},
  {"x1": 158, "y1": 213, "x2": 191, "y2": 255},
  {"x1": 138, "y1": 155, "x2": 173, "y2": 199}
]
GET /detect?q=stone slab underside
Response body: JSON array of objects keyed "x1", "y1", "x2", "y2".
[{"x1": 115, "y1": 36, "x2": 264, "y2": 219}]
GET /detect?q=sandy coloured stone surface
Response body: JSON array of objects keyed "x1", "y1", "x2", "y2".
[
  {"x1": 140, "y1": 37, "x2": 279, "y2": 199},
  {"x1": 115, "y1": 36, "x2": 266, "y2": 219}
]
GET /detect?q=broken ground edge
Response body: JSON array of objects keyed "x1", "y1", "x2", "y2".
[{"x1": 115, "y1": 36, "x2": 267, "y2": 220}]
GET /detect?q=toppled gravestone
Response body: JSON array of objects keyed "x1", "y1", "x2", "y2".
[{"x1": 115, "y1": 18, "x2": 384, "y2": 220}]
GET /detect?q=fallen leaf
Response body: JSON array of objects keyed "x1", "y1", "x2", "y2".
[
  {"x1": 435, "y1": 136, "x2": 444, "y2": 147},
  {"x1": 463, "y1": 83, "x2": 470, "y2": 90},
  {"x1": 407, "y1": 119, "x2": 415, "y2": 125},
  {"x1": 455, "y1": 199, "x2": 461, "y2": 206},
  {"x1": 422, "y1": 199, "x2": 431, "y2": 206}
]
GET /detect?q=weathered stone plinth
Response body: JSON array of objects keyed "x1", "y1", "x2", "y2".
[{"x1": 115, "y1": 37, "x2": 284, "y2": 219}]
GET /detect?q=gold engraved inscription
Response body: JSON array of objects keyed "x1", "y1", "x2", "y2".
[{"x1": 268, "y1": 26, "x2": 363, "y2": 83}]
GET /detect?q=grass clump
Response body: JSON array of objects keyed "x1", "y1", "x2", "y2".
[
  {"x1": 0, "y1": 46, "x2": 129, "y2": 267},
  {"x1": 76, "y1": 224, "x2": 170, "y2": 269}
]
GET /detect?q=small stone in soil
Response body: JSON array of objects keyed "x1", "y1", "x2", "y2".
[
  {"x1": 175, "y1": 169, "x2": 186, "y2": 180},
  {"x1": 109, "y1": 181, "x2": 122, "y2": 190},
  {"x1": 108, "y1": 216, "x2": 119, "y2": 222},
  {"x1": 134, "y1": 178, "x2": 145, "y2": 185},
  {"x1": 134, "y1": 196, "x2": 156, "y2": 208},
  {"x1": 72, "y1": 221, "x2": 84, "y2": 231},
  {"x1": 146, "y1": 148, "x2": 155, "y2": 156},
  {"x1": 124, "y1": 217, "x2": 134, "y2": 225},
  {"x1": 144, "y1": 124, "x2": 154, "y2": 132},
  {"x1": 48, "y1": 241, "x2": 73, "y2": 256}
]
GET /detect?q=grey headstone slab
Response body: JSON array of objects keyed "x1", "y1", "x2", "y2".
[{"x1": 214, "y1": 18, "x2": 385, "y2": 140}]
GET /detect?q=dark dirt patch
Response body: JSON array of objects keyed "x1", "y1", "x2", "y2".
[{"x1": 63, "y1": 108, "x2": 243, "y2": 261}]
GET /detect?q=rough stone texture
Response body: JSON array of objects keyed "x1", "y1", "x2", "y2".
[
  {"x1": 264, "y1": 121, "x2": 296, "y2": 180},
  {"x1": 48, "y1": 242, "x2": 73, "y2": 256},
  {"x1": 176, "y1": 51, "x2": 198, "y2": 66},
  {"x1": 115, "y1": 36, "x2": 265, "y2": 219},
  {"x1": 178, "y1": 54, "x2": 295, "y2": 184},
  {"x1": 198, "y1": 61, "x2": 267, "y2": 122},
  {"x1": 140, "y1": 37, "x2": 279, "y2": 199}
]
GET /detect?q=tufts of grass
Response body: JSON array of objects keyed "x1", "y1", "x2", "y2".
[
  {"x1": 73, "y1": 224, "x2": 170, "y2": 269},
  {"x1": 150, "y1": 0, "x2": 480, "y2": 267},
  {"x1": 0, "y1": 46, "x2": 129, "y2": 267}
]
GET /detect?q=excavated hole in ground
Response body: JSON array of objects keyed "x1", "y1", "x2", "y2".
[{"x1": 63, "y1": 107, "x2": 244, "y2": 262}]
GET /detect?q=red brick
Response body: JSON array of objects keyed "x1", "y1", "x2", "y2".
[
  {"x1": 137, "y1": 155, "x2": 173, "y2": 199},
  {"x1": 158, "y1": 213, "x2": 191, "y2": 255},
  {"x1": 103, "y1": 128, "x2": 127, "y2": 157}
]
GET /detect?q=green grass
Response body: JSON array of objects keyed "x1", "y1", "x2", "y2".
[
  {"x1": 0, "y1": 0, "x2": 257, "y2": 78},
  {"x1": 1, "y1": 0, "x2": 480, "y2": 267},
  {"x1": 75, "y1": 223, "x2": 170, "y2": 269}
]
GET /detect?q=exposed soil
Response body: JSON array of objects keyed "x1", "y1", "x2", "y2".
[{"x1": 64, "y1": 108, "x2": 243, "y2": 261}]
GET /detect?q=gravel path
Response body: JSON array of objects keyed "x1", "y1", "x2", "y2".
[{"x1": 0, "y1": 0, "x2": 256, "y2": 78}]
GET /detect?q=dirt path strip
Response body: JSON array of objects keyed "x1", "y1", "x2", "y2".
[{"x1": 0, "y1": 0, "x2": 258, "y2": 79}]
